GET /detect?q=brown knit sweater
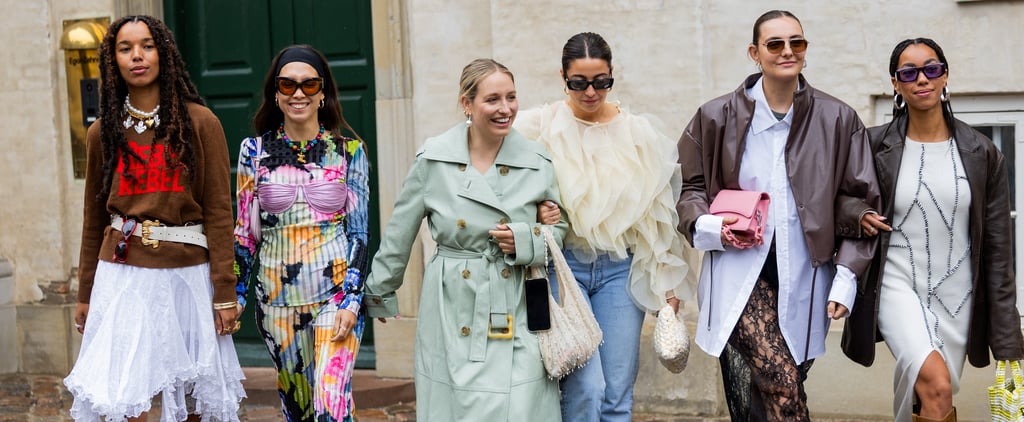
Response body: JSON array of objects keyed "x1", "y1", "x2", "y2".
[{"x1": 77, "y1": 102, "x2": 236, "y2": 303}]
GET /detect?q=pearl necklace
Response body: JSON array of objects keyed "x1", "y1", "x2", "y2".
[
  {"x1": 123, "y1": 96, "x2": 161, "y2": 134},
  {"x1": 278, "y1": 122, "x2": 324, "y2": 164}
]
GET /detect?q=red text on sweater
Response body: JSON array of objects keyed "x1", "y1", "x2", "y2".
[{"x1": 117, "y1": 141, "x2": 186, "y2": 195}]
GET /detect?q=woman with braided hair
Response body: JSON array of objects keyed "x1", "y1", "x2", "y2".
[{"x1": 65, "y1": 15, "x2": 245, "y2": 421}]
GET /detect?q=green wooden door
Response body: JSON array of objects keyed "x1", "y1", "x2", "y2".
[{"x1": 165, "y1": 0, "x2": 378, "y2": 368}]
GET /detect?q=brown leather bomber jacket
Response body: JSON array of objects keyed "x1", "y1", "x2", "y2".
[
  {"x1": 676, "y1": 73, "x2": 880, "y2": 277},
  {"x1": 840, "y1": 114, "x2": 1024, "y2": 367}
]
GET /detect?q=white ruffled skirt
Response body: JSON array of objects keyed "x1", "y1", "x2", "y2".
[{"x1": 64, "y1": 261, "x2": 246, "y2": 421}]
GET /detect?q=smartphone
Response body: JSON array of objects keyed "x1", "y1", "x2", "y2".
[{"x1": 525, "y1": 277, "x2": 552, "y2": 331}]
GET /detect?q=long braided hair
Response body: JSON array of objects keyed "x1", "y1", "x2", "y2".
[
  {"x1": 887, "y1": 38, "x2": 956, "y2": 137},
  {"x1": 95, "y1": 15, "x2": 203, "y2": 199}
]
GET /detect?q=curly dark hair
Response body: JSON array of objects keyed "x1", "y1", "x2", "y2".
[
  {"x1": 252, "y1": 45, "x2": 361, "y2": 140},
  {"x1": 95, "y1": 15, "x2": 203, "y2": 199}
]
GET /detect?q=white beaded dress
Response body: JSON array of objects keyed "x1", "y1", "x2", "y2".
[{"x1": 877, "y1": 137, "x2": 972, "y2": 421}]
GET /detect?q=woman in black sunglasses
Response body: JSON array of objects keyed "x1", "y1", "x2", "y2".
[
  {"x1": 676, "y1": 10, "x2": 880, "y2": 421},
  {"x1": 65, "y1": 15, "x2": 245, "y2": 421},
  {"x1": 515, "y1": 32, "x2": 698, "y2": 421},
  {"x1": 234, "y1": 45, "x2": 370, "y2": 421},
  {"x1": 841, "y1": 38, "x2": 1024, "y2": 422}
]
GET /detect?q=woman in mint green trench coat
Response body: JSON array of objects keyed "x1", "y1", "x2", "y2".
[{"x1": 364, "y1": 59, "x2": 567, "y2": 421}]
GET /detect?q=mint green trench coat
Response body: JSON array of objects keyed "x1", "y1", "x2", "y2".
[{"x1": 365, "y1": 124, "x2": 567, "y2": 421}]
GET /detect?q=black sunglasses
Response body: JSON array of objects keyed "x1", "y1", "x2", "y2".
[
  {"x1": 275, "y1": 77, "x2": 324, "y2": 96},
  {"x1": 113, "y1": 218, "x2": 138, "y2": 263},
  {"x1": 564, "y1": 77, "x2": 614, "y2": 91},
  {"x1": 894, "y1": 62, "x2": 947, "y2": 83},
  {"x1": 762, "y1": 38, "x2": 808, "y2": 55}
]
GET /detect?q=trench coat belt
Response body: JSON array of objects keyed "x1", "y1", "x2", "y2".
[{"x1": 437, "y1": 245, "x2": 511, "y2": 362}]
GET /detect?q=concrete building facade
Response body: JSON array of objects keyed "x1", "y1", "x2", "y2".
[{"x1": 2, "y1": 0, "x2": 1022, "y2": 419}]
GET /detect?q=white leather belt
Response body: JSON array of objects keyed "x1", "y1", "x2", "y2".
[{"x1": 111, "y1": 215, "x2": 208, "y2": 249}]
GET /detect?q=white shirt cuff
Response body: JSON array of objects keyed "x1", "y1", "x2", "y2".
[
  {"x1": 828, "y1": 264, "x2": 857, "y2": 315},
  {"x1": 694, "y1": 214, "x2": 726, "y2": 251}
]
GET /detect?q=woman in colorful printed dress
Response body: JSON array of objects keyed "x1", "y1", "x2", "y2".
[
  {"x1": 514, "y1": 32, "x2": 696, "y2": 422},
  {"x1": 233, "y1": 45, "x2": 371, "y2": 422},
  {"x1": 364, "y1": 58, "x2": 566, "y2": 421},
  {"x1": 841, "y1": 38, "x2": 1024, "y2": 422},
  {"x1": 65, "y1": 15, "x2": 245, "y2": 421}
]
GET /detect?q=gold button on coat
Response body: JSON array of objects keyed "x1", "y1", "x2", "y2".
[
  {"x1": 533, "y1": 227, "x2": 541, "y2": 236},
  {"x1": 501, "y1": 268, "x2": 511, "y2": 278},
  {"x1": 458, "y1": 164, "x2": 467, "y2": 171},
  {"x1": 499, "y1": 166, "x2": 509, "y2": 175},
  {"x1": 462, "y1": 269, "x2": 471, "y2": 279},
  {"x1": 457, "y1": 219, "x2": 466, "y2": 229},
  {"x1": 460, "y1": 326, "x2": 470, "y2": 336},
  {"x1": 499, "y1": 217, "x2": 509, "y2": 225}
]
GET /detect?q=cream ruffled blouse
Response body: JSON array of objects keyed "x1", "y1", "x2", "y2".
[{"x1": 515, "y1": 101, "x2": 698, "y2": 312}]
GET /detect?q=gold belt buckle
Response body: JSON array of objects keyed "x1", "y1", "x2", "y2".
[
  {"x1": 487, "y1": 314, "x2": 514, "y2": 339},
  {"x1": 140, "y1": 219, "x2": 161, "y2": 248}
]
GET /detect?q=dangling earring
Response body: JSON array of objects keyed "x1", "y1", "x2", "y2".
[
  {"x1": 941, "y1": 86, "x2": 950, "y2": 102},
  {"x1": 465, "y1": 112, "x2": 471, "y2": 127},
  {"x1": 320, "y1": 99, "x2": 325, "y2": 109},
  {"x1": 893, "y1": 92, "x2": 906, "y2": 110},
  {"x1": 563, "y1": 86, "x2": 569, "y2": 95},
  {"x1": 803, "y1": 59, "x2": 808, "y2": 68},
  {"x1": 275, "y1": 97, "x2": 279, "y2": 107}
]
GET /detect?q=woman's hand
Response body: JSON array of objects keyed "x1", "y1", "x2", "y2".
[
  {"x1": 720, "y1": 217, "x2": 755, "y2": 247},
  {"x1": 331, "y1": 309, "x2": 359, "y2": 341},
  {"x1": 489, "y1": 224, "x2": 516, "y2": 254},
  {"x1": 214, "y1": 305, "x2": 243, "y2": 336},
  {"x1": 827, "y1": 301, "x2": 849, "y2": 320},
  {"x1": 537, "y1": 200, "x2": 560, "y2": 225},
  {"x1": 666, "y1": 295, "x2": 680, "y2": 314},
  {"x1": 860, "y1": 212, "x2": 891, "y2": 237},
  {"x1": 73, "y1": 303, "x2": 89, "y2": 334}
]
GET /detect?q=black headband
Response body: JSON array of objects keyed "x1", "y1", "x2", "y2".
[{"x1": 274, "y1": 47, "x2": 326, "y2": 78}]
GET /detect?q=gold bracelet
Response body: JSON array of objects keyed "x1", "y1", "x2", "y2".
[{"x1": 212, "y1": 301, "x2": 238, "y2": 310}]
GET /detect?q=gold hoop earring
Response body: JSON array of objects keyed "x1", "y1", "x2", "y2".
[
  {"x1": 564, "y1": 86, "x2": 569, "y2": 95},
  {"x1": 320, "y1": 99, "x2": 325, "y2": 109}
]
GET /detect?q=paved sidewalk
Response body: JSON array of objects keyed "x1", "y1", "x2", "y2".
[
  {"x1": 0, "y1": 368, "x2": 417, "y2": 422},
  {"x1": 0, "y1": 369, "x2": 884, "y2": 421}
]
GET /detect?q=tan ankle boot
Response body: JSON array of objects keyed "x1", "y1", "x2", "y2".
[{"x1": 911, "y1": 407, "x2": 956, "y2": 422}]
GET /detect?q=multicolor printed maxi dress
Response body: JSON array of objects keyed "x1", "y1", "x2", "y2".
[{"x1": 233, "y1": 130, "x2": 370, "y2": 421}]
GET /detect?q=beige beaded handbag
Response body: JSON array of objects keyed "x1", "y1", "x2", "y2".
[
  {"x1": 534, "y1": 226, "x2": 603, "y2": 379},
  {"x1": 653, "y1": 303, "x2": 691, "y2": 373}
]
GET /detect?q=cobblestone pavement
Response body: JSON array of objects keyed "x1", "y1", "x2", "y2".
[
  {"x1": 0, "y1": 372, "x2": 417, "y2": 422},
  {"x1": 0, "y1": 372, "x2": 885, "y2": 421}
]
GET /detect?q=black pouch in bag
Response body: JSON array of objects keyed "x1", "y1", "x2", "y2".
[{"x1": 525, "y1": 270, "x2": 551, "y2": 332}]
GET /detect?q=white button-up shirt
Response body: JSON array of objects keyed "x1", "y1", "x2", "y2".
[{"x1": 692, "y1": 76, "x2": 856, "y2": 364}]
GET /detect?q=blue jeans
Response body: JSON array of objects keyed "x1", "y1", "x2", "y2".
[{"x1": 550, "y1": 249, "x2": 643, "y2": 422}]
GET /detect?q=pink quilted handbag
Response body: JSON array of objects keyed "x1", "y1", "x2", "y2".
[{"x1": 710, "y1": 189, "x2": 770, "y2": 249}]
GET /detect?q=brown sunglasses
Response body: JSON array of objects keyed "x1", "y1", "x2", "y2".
[
  {"x1": 275, "y1": 77, "x2": 324, "y2": 96},
  {"x1": 762, "y1": 38, "x2": 808, "y2": 55}
]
